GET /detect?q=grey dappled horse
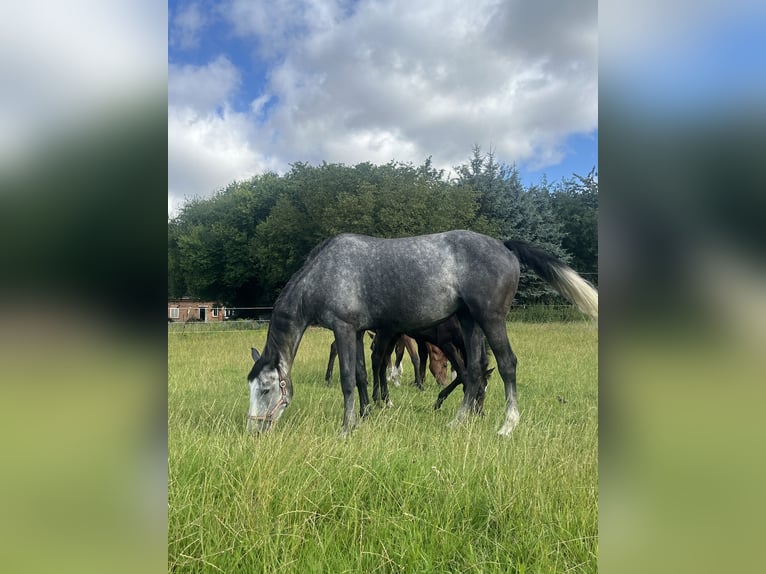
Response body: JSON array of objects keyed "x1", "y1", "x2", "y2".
[{"x1": 247, "y1": 230, "x2": 598, "y2": 436}]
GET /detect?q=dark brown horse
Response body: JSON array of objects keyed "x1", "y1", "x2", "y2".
[{"x1": 371, "y1": 315, "x2": 494, "y2": 413}]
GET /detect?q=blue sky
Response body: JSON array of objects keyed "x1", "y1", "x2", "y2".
[
  {"x1": 600, "y1": 1, "x2": 766, "y2": 119},
  {"x1": 168, "y1": 0, "x2": 598, "y2": 213}
]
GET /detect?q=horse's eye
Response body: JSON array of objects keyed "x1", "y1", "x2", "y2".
[{"x1": 260, "y1": 389, "x2": 270, "y2": 396}]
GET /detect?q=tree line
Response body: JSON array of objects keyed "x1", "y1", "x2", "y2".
[{"x1": 168, "y1": 148, "x2": 597, "y2": 314}]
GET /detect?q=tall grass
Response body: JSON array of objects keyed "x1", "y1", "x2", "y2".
[{"x1": 169, "y1": 323, "x2": 597, "y2": 573}]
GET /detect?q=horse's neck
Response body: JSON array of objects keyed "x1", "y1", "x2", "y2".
[{"x1": 266, "y1": 300, "x2": 307, "y2": 372}]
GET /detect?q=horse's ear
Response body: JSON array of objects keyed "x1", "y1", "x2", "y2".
[{"x1": 251, "y1": 347, "x2": 260, "y2": 362}]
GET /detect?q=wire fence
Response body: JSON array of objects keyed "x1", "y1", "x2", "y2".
[{"x1": 167, "y1": 304, "x2": 591, "y2": 334}]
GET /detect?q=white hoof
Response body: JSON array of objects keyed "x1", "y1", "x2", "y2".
[{"x1": 497, "y1": 410, "x2": 520, "y2": 436}]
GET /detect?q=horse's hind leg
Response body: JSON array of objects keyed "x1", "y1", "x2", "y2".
[
  {"x1": 480, "y1": 317, "x2": 519, "y2": 435},
  {"x1": 325, "y1": 340, "x2": 338, "y2": 386}
]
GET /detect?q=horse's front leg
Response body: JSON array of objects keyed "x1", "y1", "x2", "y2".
[
  {"x1": 414, "y1": 339, "x2": 427, "y2": 390},
  {"x1": 433, "y1": 343, "x2": 465, "y2": 410},
  {"x1": 325, "y1": 340, "x2": 338, "y2": 386},
  {"x1": 379, "y1": 336, "x2": 397, "y2": 408},
  {"x1": 371, "y1": 333, "x2": 383, "y2": 405},
  {"x1": 371, "y1": 332, "x2": 395, "y2": 408},
  {"x1": 449, "y1": 313, "x2": 484, "y2": 427},
  {"x1": 355, "y1": 331, "x2": 371, "y2": 418},
  {"x1": 333, "y1": 324, "x2": 358, "y2": 437}
]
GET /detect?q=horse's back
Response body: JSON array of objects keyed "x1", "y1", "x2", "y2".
[{"x1": 304, "y1": 231, "x2": 519, "y2": 330}]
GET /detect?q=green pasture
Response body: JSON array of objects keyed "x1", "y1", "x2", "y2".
[{"x1": 168, "y1": 322, "x2": 598, "y2": 573}]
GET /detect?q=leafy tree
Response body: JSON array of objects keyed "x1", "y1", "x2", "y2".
[
  {"x1": 552, "y1": 168, "x2": 598, "y2": 285},
  {"x1": 167, "y1": 155, "x2": 596, "y2": 308},
  {"x1": 249, "y1": 160, "x2": 493, "y2": 302},
  {"x1": 168, "y1": 173, "x2": 284, "y2": 306},
  {"x1": 454, "y1": 147, "x2": 565, "y2": 304},
  {"x1": 167, "y1": 220, "x2": 186, "y2": 298}
]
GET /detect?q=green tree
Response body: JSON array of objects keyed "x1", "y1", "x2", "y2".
[
  {"x1": 454, "y1": 147, "x2": 565, "y2": 303},
  {"x1": 168, "y1": 156, "x2": 594, "y2": 308},
  {"x1": 552, "y1": 168, "x2": 598, "y2": 285},
  {"x1": 168, "y1": 172, "x2": 284, "y2": 306},
  {"x1": 249, "y1": 159, "x2": 493, "y2": 303}
]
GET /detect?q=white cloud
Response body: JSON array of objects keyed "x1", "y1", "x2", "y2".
[
  {"x1": 169, "y1": 0, "x2": 598, "y2": 207},
  {"x1": 170, "y1": 1, "x2": 207, "y2": 50},
  {"x1": 168, "y1": 106, "x2": 282, "y2": 214},
  {"x1": 168, "y1": 56, "x2": 282, "y2": 214},
  {"x1": 169, "y1": 56, "x2": 241, "y2": 112},
  {"x1": 258, "y1": 0, "x2": 596, "y2": 168}
]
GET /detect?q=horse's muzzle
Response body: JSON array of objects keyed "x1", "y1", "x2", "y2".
[{"x1": 247, "y1": 416, "x2": 274, "y2": 433}]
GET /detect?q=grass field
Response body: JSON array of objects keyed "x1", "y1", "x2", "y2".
[{"x1": 168, "y1": 322, "x2": 598, "y2": 573}]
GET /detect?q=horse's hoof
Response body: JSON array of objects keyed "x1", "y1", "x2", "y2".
[{"x1": 497, "y1": 417, "x2": 519, "y2": 436}]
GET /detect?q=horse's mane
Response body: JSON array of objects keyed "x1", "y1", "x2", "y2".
[
  {"x1": 273, "y1": 236, "x2": 336, "y2": 308},
  {"x1": 262, "y1": 236, "x2": 337, "y2": 363}
]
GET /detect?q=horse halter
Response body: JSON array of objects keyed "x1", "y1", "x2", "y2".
[{"x1": 248, "y1": 379, "x2": 289, "y2": 425}]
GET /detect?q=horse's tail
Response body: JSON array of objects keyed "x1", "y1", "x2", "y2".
[{"x1": 504, "y1": 240, "x2": 598, "y2": 320}]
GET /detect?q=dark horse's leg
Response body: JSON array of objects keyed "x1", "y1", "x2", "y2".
[
  {"x1": 325, "y1": 340, "x2": 338, "y2": 386},
  {"x1": 333, "y1": 323, "x2": 360, "y2": 437},
  {"x1": 414, "y1": 338, "x2": 427, "y2": 390},
  {"x1": 371, "y1": 332, "x2": 397, "y2": 408},
  {"x1": 354, "y1": 332, "x2": 371, "y2": 418},
  {"x1": 433, "y1": 342, "x2": 467, "y2": 410},
  {"x1": 433, "y1": 343, "x2": 493, "y2": 413},
  {"x1": 449, "y1": 311, "x2": 486, "y2": 426}
]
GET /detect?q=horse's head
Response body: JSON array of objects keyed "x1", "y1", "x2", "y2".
[{"x1": 246, "y1": 347, "x2": 293, "y2": 432}]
